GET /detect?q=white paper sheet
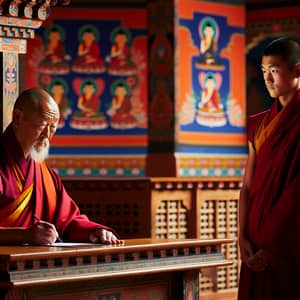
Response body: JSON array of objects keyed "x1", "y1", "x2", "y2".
[{"x1": 49, "y1": 242, "x2": 99, "y2": 247}]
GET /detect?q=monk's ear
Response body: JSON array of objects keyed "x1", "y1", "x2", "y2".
[{"x1": 12, "y1": 108, "x2": 23, "y2": 126}]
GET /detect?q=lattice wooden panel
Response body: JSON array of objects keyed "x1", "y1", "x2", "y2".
[
  {"x1": 152, "y1": 191, "x2": 192, "y2": 239},
  {"x1": 64, "y1": 179, "x2": 151, "y2": 239},
  {"x1": 78, "y1": 201, "x2": 142, "y2": 237},
  {"x1": 197, "y1": 190, "x2": 240, "y2": 293}
]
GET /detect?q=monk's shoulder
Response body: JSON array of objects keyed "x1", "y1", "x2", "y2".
[{"x1": 247, "y1": 110, "x2": 269, "y2": 142}]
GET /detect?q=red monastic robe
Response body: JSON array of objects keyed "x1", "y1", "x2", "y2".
[
  {"x1": 0, "y1": 124, "x2": 112, "y2": 242},
  {"x1": 238, "y1": 89, "x2": 300, "y2": 300}
]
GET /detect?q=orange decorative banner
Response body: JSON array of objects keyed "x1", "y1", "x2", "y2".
[{"x1": 176, "y1": 0, "x2": 246, "y2": 155}]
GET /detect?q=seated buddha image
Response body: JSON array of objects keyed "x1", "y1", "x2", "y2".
[
  {"x1": 106, "y1": 27, "x2": 136, "y2": 76},
  {"x1": 72, "y1": 25, "x2": 106, "y2": 74},
  {"x1": 106, "y1": 80, "x2": 137, "y2": 129},
  {"x1": 39, "y1": 25, "x2": 70, "y2": 75},
  {"x1": 49, "y1": 79, "x2": 71, "y2": 128},
  {"x1": 196, "y1": 72, "x2": 227, "y2": 127},
  {"x1": 196, "y1": 17, "x2": 223, "y2": 70},
  {"x1": 150, "y1": 33, "x2": 172, "y2": 77},
  {"x1": 150, "y1": 80, "x2": 172, "y2": 127},
  {"x1": 70, "y1": 78, "x2": 107, "y2": 130}
]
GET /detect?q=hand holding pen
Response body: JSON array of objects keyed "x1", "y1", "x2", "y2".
[{"x1": 32, "y1": 215, "x2": 63, "y2": 244}]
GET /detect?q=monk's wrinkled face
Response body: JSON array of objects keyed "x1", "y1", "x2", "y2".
[
  {"x1": 18, "y1": 100, "x2": 59, "y2": 161},
  {"x1": 261, "y1": 55, "x2": 298, "y2": 101}
]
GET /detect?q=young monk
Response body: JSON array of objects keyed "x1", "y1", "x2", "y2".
[
  {"x1": 238, "y1": 37, "x2": 300, "y2": 299},
  {"x1": 0, "y1": 87, "x2": 124, "y2": 246}
]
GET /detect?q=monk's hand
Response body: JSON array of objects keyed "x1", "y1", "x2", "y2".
[
  {"x1": 89, "y1": 229, "x2": 124, "y2": 245},
  {"x1": 247, "y1": 249, "x2": 271, "y2": 272},
  {"x1": 26, "y1": 220, "x2": 59, "y2": 245},
  {"x1": 239, "y1": 237, "x2": 255, "y2": 266}
]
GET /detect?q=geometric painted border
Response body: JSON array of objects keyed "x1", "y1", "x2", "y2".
[
  {"x1": 46, "y1": 155, "x2": 146, "y2": 177},
  {"x1": 179, "y1": 168, "x2": 244, "y2": 177},
  {"x1": 46, "y1": 154, "x2": 246, "y2": 177},
  {"x1": 176, "y1": 154, "x2": 247, "y2": 177}
]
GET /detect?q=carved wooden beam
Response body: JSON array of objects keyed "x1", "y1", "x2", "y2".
[{"x1": 0, "y1": 0, "x2": 71, "y2": 49}]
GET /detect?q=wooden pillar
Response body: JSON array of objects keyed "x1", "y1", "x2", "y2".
[
  {"x1": 146, "y1": 0, "x2": 177, "y2": 176},
  {"x1": 0, "y1": 16, "x2": 29, "y2": 132},
  {"x1": 0, "y1": 50, "x2": 19, "y2": 132},
  {"x1": 0, "y1": 0, "x2": 70, "y2": 133}
]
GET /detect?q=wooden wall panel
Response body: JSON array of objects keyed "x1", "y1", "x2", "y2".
[{"x1": 64, "y1": 178, "x2": 151, "y2": 238}]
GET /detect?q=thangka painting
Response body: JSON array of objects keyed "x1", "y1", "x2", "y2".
[
  {"x1": 25, "y1": 8, "x2": 147, "y2": 157},
  {"x1": 176, "y1": 0, "x2": 247, "y2": 155}
]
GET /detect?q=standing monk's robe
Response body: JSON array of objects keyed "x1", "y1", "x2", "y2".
[
  {"x1": 238, "y1": 89, "x2": 300, "y2": 300},
  {"x1": 0, "y1": 124, "x2": 113, "y2": 242}
]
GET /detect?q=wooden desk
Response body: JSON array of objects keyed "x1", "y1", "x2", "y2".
[{"x1": 0, "y1": 238, "x2": 232, "y2": 300}]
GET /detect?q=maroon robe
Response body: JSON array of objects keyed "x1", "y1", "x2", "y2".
[
  {"x1": 238, "y1": 89, "x2": 300, "y2": 299},
  {"x1": 0, "y1": 124, "x2": 113, "y2": 242}
]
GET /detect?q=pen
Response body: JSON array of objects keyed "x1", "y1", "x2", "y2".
[{"x1": 34, "y1": 215, "x2": 63, "y2": 242}]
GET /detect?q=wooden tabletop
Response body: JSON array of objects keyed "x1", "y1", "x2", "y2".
[
  {"x1": 0, "y1": 238, "x2": 233, "y2": 259},
  {"x1": 0, "y1": 238, "x2": 233, "y2": 287}
]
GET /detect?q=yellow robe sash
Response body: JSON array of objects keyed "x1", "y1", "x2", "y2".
[
  {"x1": 0, "y1": 161, "x2": 56, "y2": 226},
  {"x1": 254, "y1": 108, "x2": 285, "y2": 153},
  {"x1": 0, "y1": 163, "x2": 33, "y2": 226}
]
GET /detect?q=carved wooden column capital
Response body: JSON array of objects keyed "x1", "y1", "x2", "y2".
[{"x1": 0, "y1": 0, "x2": 71, "y2": 132}]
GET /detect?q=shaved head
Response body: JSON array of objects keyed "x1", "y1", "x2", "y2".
[{"x1": 13, "y1": 87, "x2": 59, "y2": 120}]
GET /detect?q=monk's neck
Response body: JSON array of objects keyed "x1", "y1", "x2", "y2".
[{"x1": 278, "y1": 87, "x2": 300, "y2": 107}]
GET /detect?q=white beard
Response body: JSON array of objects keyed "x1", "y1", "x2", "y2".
[{"x1": 30, "y1": 139, "x2": 50, "y2": 163}]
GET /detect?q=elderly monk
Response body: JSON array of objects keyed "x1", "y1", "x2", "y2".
[{"x1": 0, "y1": 87, "x2": 124, "y2": 246}]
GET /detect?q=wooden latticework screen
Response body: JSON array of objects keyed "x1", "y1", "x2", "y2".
[
  {"x1": 197, "y1": 190, "x2": 240, "y2": 298},
  {"x1": 151, "y1": 179, "x2": 241, "y2": 300},
  {"x1": 155, "y1": 199, "x2": 188, "y2": 239},
  {"x1": 151, "y1": 191, "x2": 192, "y2": 239},
  {"x1": 64, "y1": 179, "x2": 151, "y2": 239}
]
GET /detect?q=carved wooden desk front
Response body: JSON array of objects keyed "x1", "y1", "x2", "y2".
[{"x1": 0, "y1": 238, "x2": 232, "y2": 300}]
